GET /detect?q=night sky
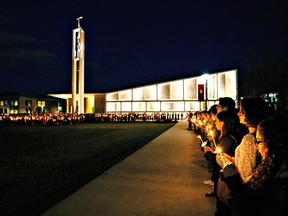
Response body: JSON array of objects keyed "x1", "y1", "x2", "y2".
[{"x1": 0, "y1": 0, "x2": 287, "y2": 95}]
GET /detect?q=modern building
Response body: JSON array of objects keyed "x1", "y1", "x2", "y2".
[
  {"x1": 0, "y1": 93, "x2": 66, "y2": 115},
  {"x1": 48, "y1": 69, "x2": 238, "y2": 115}
]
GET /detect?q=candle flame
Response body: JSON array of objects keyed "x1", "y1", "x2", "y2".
[{"x1": 216, "y1": 147, "x2": 222, "y2": 153}]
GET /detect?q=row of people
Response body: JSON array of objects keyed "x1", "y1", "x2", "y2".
[
  {"x1": 0, "y1": 112, "x2": 182, "y2": 125},
  {"x1": 194, "y1": 97, "x2": 288, "y2": 216}
]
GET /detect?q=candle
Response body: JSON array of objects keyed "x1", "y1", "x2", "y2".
[
  {"x1": 198, "y1": 135, "x2": 204, "y2": 143},
  {"x1": 210, "y1": 131, "x2": 217, "y2": 149},
  {"x1": 216, "y1": 147, "x2": 226, "y2": 167}
]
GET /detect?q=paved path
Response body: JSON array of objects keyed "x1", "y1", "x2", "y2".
[{"x1": 41, "y1": 121, "x2": 216, "y2": 216}]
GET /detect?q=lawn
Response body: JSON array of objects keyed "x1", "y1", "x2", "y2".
[{"x1": 0, "y1": 122, "x2": 175, "y2": 216}]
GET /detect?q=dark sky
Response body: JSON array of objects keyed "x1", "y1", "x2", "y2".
[{"x1": 0, "y1": 0, "x2": 287, "y2": 95}]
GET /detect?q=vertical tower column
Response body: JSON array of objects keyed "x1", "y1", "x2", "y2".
[{"x1": 72, "y1": 16, "x2": 85, "y2": 114}]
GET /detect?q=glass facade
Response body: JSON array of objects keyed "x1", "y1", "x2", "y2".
[{"x1": 106, "y1": 69, "x2": 237, "y2": 113}]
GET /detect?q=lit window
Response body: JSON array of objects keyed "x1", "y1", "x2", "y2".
[{"x1": 37, "y1": 101, "x2": 45, "y2": 107}]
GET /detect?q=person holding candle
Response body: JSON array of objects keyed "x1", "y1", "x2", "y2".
[
  {"x1": 219, "y1": 98, "x2": 274, "y2": 215},
  {"x1": 203, "y1": 110, "x2": 245, "y2": 215},
  {"x1": 203, "y1": 104, "x2": 219, "y2": 187},
  {"x1": 235, "y1": 114, "x2": 288, "y2": 216},
  {"x1": 223, "y1": 98, "x2": 274, "y2": 180}
]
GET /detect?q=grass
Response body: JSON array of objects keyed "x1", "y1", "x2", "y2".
[{"x1": 0, "y1": 121, "x2": 175, "y2": 216}]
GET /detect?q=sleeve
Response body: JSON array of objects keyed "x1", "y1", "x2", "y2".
[
  {"x1": 236, "y1": 134, "x2": 258, "y2": 181},
  {"x1": 219, "y1": 136, "x2": 236, "y2": 156},
  {"x1": 216, "y1": 154, "x2": 231, "y2": 168},
  {"x1": 216, "y1": 136, "x2": 237, "y2": 168},
  {"x1": 246, "y1": 157, "x2": 273, "y2": 190}
]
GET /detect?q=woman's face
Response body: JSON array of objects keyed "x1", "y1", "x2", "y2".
[
  {"x1": 215, "y1": 115, "x2": 224, "y2": 131},
  {"x1": 255, "y1": 128, "x2": 269, "y2": 159},
  {"x1": 238, "y1": 107, "x2": 247, "y2": 125}
]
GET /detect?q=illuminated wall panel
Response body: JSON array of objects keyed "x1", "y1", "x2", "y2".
[
  {"x1": 184, "y1": 78, "x2": 197, "y2": 100},
  {"x1": 218, "y1": 73, "x2": 226, "y2": 98},
  {"x1": 170, "y1": 80, "x2": 183, "y2": 100},
  {"x1": 147, "y1": 102, "x2": 160, "y2": 111},
  {"x1": 106, "y1": 93, "x2": 118, "y2": 101},
  {"x1": 161, "y1": 102, "x2": 184, "y2": 111},
  {"x1": 217, "y1": 70, "x2": 237, "y2": 100},
  {"x1": 85, "y1": 95, "x2": 95, "y2": 113},
  {"x1": 122, "y1": 102, "x2": 131, "y2": 112},
  {"x1": 106, "y1": 102, "x2": 120, "y2": 112},
  {"x1": 207, "y1": 75, "x2": 217, "y2": 100},
  {"x1": 118, "y1": 90, "x2": 132, "y2": 101},
  {"x1": 133, "y1": 87, "x2": 144, "y2": 101},
  {"x1": 132, "y1": 102, "x2": 146, "y2": 111},
  {"x1": 145, "y1": 85, "x2": 157, "y2": 100},
  {"x1": 207, "y1": 101, "x2": 217, "y2": 109},
  {"x1": 185, "y1": 101, "x2": 200, "y2": 111},
  {"x1": 158, "y1": 83, "x2": 170, "y2": 100}
]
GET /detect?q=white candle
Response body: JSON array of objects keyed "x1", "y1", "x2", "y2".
[
  {"x1": 216, "y1": 147, "x2": 226, "y2": 167},
  {"x1": 198, "y1": 135, "x2": 204, "y2": 143},
  {"x1": 210, "y1": 131, "x2": 217, "y2": 149}
]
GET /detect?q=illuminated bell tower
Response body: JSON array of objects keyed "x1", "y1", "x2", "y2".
[{"x1": 72, "y1": 16, "x2": 85, "y2": 114}]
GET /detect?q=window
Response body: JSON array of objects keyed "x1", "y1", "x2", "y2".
[
  {"x1": 37, "y1": 101, "x2": 45, "y2": 107},
  {"x1": 262, "y1": 93, "x2": 279, "y2": 103},
  {"x1": 58, "y1": 102, "x2": 62, "y2": 112},
  {"x1": 25, "y1": 100, "x2": 32, "y2": 106}
]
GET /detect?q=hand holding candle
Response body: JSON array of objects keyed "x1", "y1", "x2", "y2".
[
  {"x1": 216, "y1": 147, "x2": 226, "y2": 167},
  {"x1": 198, "y1": 135, "x2": 204, "y2": 143},
  {"x1": 210, "y1": 131, "x2": 217, "y2": 149}
]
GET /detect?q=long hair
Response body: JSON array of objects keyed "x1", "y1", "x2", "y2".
[
  {"x1": 258, "y1": 114, "x2": 288, "y2": 164},
  {"x1": 240, "y1": 98, "x2": 274, "y2": 128},
  {"x1": 217, "y1": 110, "x2": 240, "y2": 139}
]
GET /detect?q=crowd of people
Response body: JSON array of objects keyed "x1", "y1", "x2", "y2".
[
  {"x1": 0, "y1": 112, "x2": 181, "y2": 125},
  {"x1": 2, "y1": 96, "x2": 287, "y2": 215},
  {"x1": 190, "y1": 97, "x2": 288, "y2": 216}
]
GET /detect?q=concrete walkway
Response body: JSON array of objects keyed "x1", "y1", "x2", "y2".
[{"x1": 41, "y1": 121, "x2": 216, "y2": 216}]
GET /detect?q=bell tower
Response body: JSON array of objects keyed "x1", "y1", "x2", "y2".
[{"x1": 72, "y1": 16, "x2": 85, "y2": 114}]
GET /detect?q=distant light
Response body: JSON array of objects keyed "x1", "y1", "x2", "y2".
[{"x1": 201, "y1": 73, "x2": 209, "y2": 80}]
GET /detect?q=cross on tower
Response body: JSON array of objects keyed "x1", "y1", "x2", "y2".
[{"x1": 77, "y1": 16, "x2": 83, "y2": 28}]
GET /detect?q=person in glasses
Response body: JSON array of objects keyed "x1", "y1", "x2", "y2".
[
  {"x1": 236, "y1": 114, "x2": 288, "y2": 215},
  {"x1": 219, "y1": 98, "x2": 273, "y2": 215},
  {"x1": 223, "y1": 98, "x2": 274, "y2": 181}
]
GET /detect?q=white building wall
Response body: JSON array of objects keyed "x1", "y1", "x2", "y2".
[{"x1": 105, "y1": 69, "x2": 238, "y2": 113}]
